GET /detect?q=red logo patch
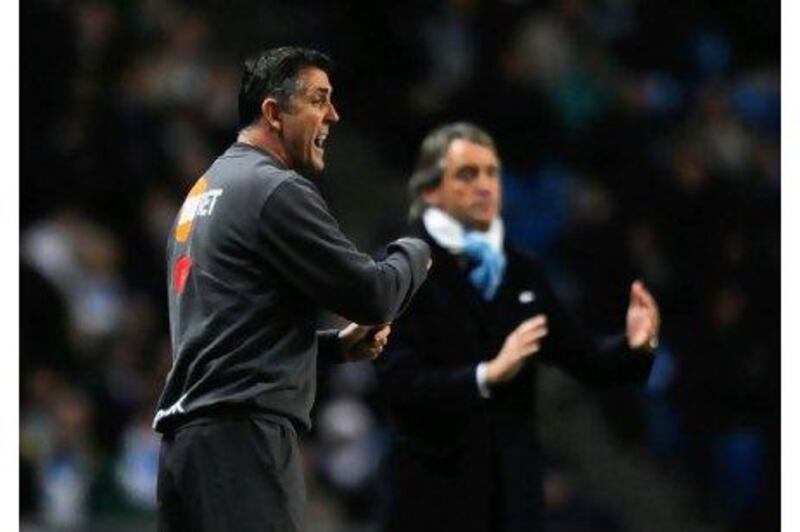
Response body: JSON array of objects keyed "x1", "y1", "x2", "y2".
[{"x1": 173, "y1": 255, "x2": 192, "y2": 295}]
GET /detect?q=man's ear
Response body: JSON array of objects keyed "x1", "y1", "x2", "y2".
[
  {"x1": 261, "y1": 98, "x2": 283, "y2": 132},
  {"x1": 421, "y1": 187, "x2": 440, "y2": 207}
]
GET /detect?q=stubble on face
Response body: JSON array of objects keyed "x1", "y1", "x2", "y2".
[{"x1": 280, "y1": 68, "x2": 338, "y2": 176}]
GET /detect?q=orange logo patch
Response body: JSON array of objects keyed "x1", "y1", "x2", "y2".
[
  {"x1": 175, "y1": 177, "x2": 208, "y2": 242},
  {"x1": 175, "y1": 176, "x2": 224, "y2": 243}
]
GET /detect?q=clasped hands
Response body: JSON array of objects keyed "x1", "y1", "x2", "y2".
[
  {"x1": 337, "y1": 257, "x2": 433, "y2": 362},
  {"x1": 338, "y1": 322, "x2": 391, "y2": 362}
]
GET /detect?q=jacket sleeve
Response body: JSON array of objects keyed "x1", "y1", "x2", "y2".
[
  {"x1": 257, "y1": 176, "x2": 430, "y2": 325},
  {"x1": 537, "y1": 273, "x2": 654, "y2": 386},
  {"x1": 374, "y1": 296, "x2": 485, "y2": 415}
]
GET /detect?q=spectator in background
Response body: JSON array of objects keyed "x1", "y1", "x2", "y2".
[{"x1": 374, "y1": 122, "x2": 660, "y2": 532}]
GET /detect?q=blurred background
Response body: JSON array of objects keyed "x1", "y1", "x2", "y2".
[{"x1": 20, "y1": 0, "x2": 779, "y2": 530}]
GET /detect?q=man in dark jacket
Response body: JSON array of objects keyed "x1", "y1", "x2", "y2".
[
  {"x1": 153, "y1": 47, "x2": 431, "y2": 532},
  {"x1": 374, "y1": 122, "x2": 660, "y2": 532}
]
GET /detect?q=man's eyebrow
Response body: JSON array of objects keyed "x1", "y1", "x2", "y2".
[
  {"x1": 455, "y1": 163, "x2": 498, "y2": 173},
  {"x1": 456, "y1": 164, "x2": 479, "y2": 172}
]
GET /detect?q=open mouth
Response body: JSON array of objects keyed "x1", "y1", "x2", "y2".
[{"x1": 313, "y1": 132, "x2": 328, "y2": 150}]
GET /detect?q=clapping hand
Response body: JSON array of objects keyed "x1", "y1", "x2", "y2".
[
  {"x1": 626, "y1": 280, "x2": 660, "y2": 351},
  {"x1": 485, "y1": 314, "x2": 549, "y2": 385}
]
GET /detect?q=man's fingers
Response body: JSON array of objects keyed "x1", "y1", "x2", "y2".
[
  {"x1": 641, "y1": 287, "x2": 659, "y2": 312},
  {"x1": 630, "y1": 281, "x2": 646, "y2": 305},
  {"x1": 373, "y1": 325, "x2": 391, "y2": 342},
  {"x1": 371, "y1": 341, "x2": 387, "y2": 359},
  {"x1": 376, "y1": 326, "x2": 391, "y2": 347},
  {"x1": 631, "y1": 280, "x2": 658, "y2": 310},
  {"x1": 519, "y1": 341, "x2": 540, "y2": 357},
  {"x1": 517, "y1": 315, "x2": 547, "y2": 333},
  {"x1": 517, "y1": 316, "x2": 549, "y2": 338},
  {"x1": 366, "y1": 324, "x2": 391, "y2": 341},
  {"x1": 632, "y1": 282, "x2": 660, "y2": 330},
  {"x1": 516, "y1": 326, "x2": 546, "y2": 350},
  {"x1": 517, "y1": 326, "x2": 548, "y2": 344}
]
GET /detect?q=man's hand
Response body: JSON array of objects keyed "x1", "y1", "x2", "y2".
[
  {"x1": 485, "y1": 315, "x2": 548, "y2": 385},
  {"x1": 338, "y1": 322, "x2": 391, "y2": 362},
  {"x1": 626, "y1": 280, "x2": 661, "y2": 351}
]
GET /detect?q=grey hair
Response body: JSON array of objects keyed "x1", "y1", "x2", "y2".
[{"x1": 408, "y1": 122, "x2": 498, "y2": 220}]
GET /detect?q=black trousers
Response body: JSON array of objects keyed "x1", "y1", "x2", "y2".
[{"x1": 157, "y1": 414, "x2": 306, "y2": 532}]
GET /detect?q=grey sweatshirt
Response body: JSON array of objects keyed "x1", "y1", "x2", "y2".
[{"x1": 153, "y1": 143, "x2": 430, "y2": 433}]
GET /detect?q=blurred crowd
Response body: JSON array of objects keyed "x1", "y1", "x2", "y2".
[{"x1": 20, "y1": 0, "x2": 779, "y2": 530}]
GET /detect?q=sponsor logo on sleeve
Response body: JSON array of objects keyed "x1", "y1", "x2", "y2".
[{"x1": 175, "y1": 176, "x2": 224, "y2": 242}]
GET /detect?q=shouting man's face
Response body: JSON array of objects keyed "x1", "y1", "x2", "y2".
[{"x1": 279, "y1": 67, "x2": 340, "y2": 174}]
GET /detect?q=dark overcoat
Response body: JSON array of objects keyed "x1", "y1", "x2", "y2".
[{"x1": 375, "y1": 222, "x2": 653, "y2": 532}]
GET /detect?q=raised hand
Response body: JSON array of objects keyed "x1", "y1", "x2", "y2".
[
  {"x1": 485, "y1": 314, "x2": 549, "y2": 385},
  {"x1": 626, "y1": 280, "x2": 661, "y2": 350}
]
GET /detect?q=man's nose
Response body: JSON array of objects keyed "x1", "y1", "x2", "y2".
[
  {"x1": 473, "y1": 173, "x2": 494, "y2": 194},
  {"x1": 326, "y1": 102, "x2": 340, "y2": 123},
  {"x1": 474, "y1": 186, "x2": 492, "y2": 199}
]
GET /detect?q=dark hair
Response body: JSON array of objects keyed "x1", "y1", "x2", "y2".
[
  {"x1": 408, "y1": 122, "x2": 498, "y2": 219},
  {"x1": 238, "y1": 46, "x2": 333, "y2": 128}
]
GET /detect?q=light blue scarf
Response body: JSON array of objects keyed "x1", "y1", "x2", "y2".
[
  {"x1": 422, "y1": 208, "x2": 506, "y2": 301},
  {"x1": 462, "y1": 233, "x2": 506, "y2": 300}
]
